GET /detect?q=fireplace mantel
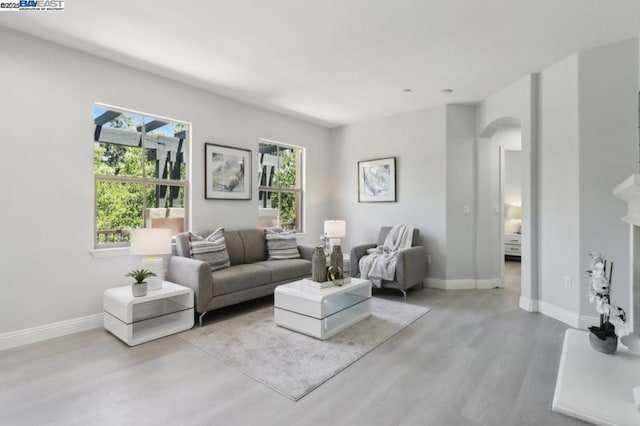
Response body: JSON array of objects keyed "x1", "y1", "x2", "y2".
[
  {"x1": 552, "y1": 173, "x2": 640, "y2": 425},
  {"x1": 614, "y1": 174, "x2": 640, "y2": 226}
]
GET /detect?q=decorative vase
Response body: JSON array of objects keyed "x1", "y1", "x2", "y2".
[
  {"x1": 327, "y1": 265, "x2": 344, "y2": 286},
  {"x1": 312, "y1": 246, "x2": 327, "y2": 282},
  {"x1": 588, "y1": 329, "x2": 618, "y2": 354},
  {"x1": 330, "y1": 245, "x2": 343, "y2": 271},
  {"x1": 132, "y1": 282, "x2": 148, "y2": 297}
]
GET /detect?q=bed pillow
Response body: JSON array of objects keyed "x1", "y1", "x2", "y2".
[
  {"x1": 188, "y1": 227, "x2": 231, "y2": 271},
  {"x1": 265, "y1": 228, "x2": 300, "y2": 260}
]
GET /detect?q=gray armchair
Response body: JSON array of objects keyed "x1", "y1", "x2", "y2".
[{"x1": 350, "y1": 226, "x2": 427, "y2": 300}]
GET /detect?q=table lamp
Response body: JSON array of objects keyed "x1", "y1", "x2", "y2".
[
  {"x1": 324, "y1": 220, "x2": 346, "y2": 250},
  {"x1": 130, "y1": 228, "x2": 172, "y2": 291},
  {"x1": 324, "y1": 220, "x2": 346, "y2": 272},
  {"x1": 506, "y1": 205, "x2": 522, "y2": 233}
]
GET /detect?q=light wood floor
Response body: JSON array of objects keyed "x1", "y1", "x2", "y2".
[{"x1": 0, "y1": 261, "x2": 587, "y2": 426}]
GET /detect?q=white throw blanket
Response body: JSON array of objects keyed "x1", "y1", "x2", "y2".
[{"x1": 359, "y1": 225, "x2": 414, "y2": 287}]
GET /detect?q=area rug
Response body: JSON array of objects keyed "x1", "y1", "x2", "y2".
[{"x1": 179, "y1": 297, "x2": 430, "y2": 401}]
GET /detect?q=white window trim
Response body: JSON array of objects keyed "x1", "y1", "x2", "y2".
[{"x1": 258, "y1": 138, "x2": 305, "y2": 232}]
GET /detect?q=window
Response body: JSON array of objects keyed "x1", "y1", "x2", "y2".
[
  {"x1": 93, "y1": 104, "x2": 189, "y2": 247},
  {"x1": 258, "y1": 140, "x2": 304, "y2": 231}
]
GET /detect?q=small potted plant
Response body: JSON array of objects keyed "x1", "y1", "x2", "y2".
[
  {"x1": 586, "y1": 252, "x2": 626, "y2": 354},
  {"x1": 126, "y1": 269, "x2": 156, "y2": 297}
]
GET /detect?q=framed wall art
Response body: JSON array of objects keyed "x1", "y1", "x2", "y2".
[
  {"x1": 205, "y1": 143, "x2": 252, "y2": 200},
  {"x1": 358, "y1": 157, "x2": 396, "y2": 202}
]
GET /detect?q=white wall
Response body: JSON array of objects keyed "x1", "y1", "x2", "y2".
[
  {"x1": 578, "y1": 38, "x2": 638, "y2": 322},
  {"x1": 330, "y1": 106, "x2": 447, "y2": 279},
  {"x1": 504, "y1": 150, "x2": 522, "y2": 234},
  {"x1": 504, "y1": 151, "x2": 522, "y2": 209},
  {"x1": 538, "y1": 54, "x2": 581, "y2": 315},
  {"x1": 330, "y1": 103, "x2": 479, "y2": 283},
  {"x1": 0, "y1": 27, "x2": 331, "y2": 335},
  {"x1": 476, "y1": 75, "x2": 538, "y2": 303},
  {"x1": 526, "y1": 37, "x2": 638, "y2": 327},
  {"x1": 445, "y1": 105, "x2": 477, "y2": 280}
]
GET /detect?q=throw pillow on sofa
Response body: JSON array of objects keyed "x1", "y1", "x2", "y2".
[
  {"x1": 189, "y1": 227, "x2": 231, "y2": 271},
  {"x1": 266, "y1": 228, "x2": 300, "y2": 260}
]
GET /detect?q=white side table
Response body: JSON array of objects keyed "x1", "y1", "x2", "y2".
[
  {"x1": 103, "y1": 281, "x2": 194, "y2": 346},
  {"x1": 504, "y1": 233, "x2": 521, "y2": 258}
]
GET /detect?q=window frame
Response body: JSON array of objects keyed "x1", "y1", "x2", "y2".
[
  {"x1": 258, "y1": 138, "x2": 305, "y2": 232},
  {"x1": 93, "y1": 103, "x2": 190, "y2": 249}
]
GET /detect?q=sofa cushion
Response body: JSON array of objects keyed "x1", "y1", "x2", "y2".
[
  {"x1": 212, "y1": 264, "x2": 272, "y2": 296},
  {"x1": 223, "y1": 230, "x2": 245, "y2": 266},
  {"x1": 253, "y1": 259, "x2": 311, "y2": 282},
  {"x1": 188, "y1": 228, "x2": 230, "y2": 271},
  {"x1": 238, "y1": 229, "x2": 268, "y2": 263},
  {"x1": 175, "y1": 232, "x2": 190, "y2": 257},
  {"x1": 265, "y1": 229, "x2": 300, "y2": 260}
]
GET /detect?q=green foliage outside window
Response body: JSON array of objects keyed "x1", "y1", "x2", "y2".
[
  {"x1": 94, "y1": 145, "x2": 153, "y2": 242},
  {"x1": 271, "y1": 150, "x2": 299, "y2": 230}
]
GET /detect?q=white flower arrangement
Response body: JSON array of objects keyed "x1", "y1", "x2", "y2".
[
  {"x1": 587, "y1": 252, "x2": 626, "y2": 339},
  {"x1": 319, "y1": 235, "x2": 330, "y2": 256}
]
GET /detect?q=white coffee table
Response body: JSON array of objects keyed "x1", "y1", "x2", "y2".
[{"x1": 274, "y1": 277, "x2": 372, "y2": 340}]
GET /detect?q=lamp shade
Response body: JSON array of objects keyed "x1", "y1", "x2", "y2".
[
  {"x1": 324, "y1": 220, "x2": 346, "y2": 238},
  {"x1": 130, "y1": 228, "x2": 172, "y2": 255},
  {"x1": 506, "y1": 205, "x2": 522, "y2": 220}
]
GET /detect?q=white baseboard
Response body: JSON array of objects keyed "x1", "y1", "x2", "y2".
[
  {"x1": 426, "y1": 278, "x2": 473, "y2": 290},
  {"x1": 476, "y1": 278, "x2": 502, "y2": 289},
  {"x1": 517, "y1": 299, "x2": 621, "y2": 331},
  {"x1": 519, "y1": 296, "x2": 538, "y2": 312},
  {"x1": 445, "y1": 279, "x2": 477, "y2": 290},
  {"x1": 538, "y1": 301, "x2": 580, "y2": 328},
  {"x1": 577, "y1": 315, "x2": 599, "y2": 330},
  {"x1": 425, "y1": 278, "x2": 447, "y2": 289},
  {"x1": 426, "y1": 277, "x2": 501, "y2": 290},
  {"x1": 0, "y1": 314, "x2": 103, "y2": 352}
]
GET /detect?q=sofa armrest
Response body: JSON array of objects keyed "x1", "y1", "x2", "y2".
[
  {"x1": 167, "y1": 256, "x2": 213, "y2": 313},
  {"x1": 396, "y1": 246, "x2": 427, "y2": 290},
  {"x1": 349, "y1": 243, "x2": 376, "y2": 277},
  {"x1": 298, "y1": 245, "x2": 315, "y2": 261}
]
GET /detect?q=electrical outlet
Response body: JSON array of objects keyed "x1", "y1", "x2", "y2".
[
  {"x1": 463, "y1": 205, "x2": 471, "y2": 215},
  {"x1": 564, "y1": 276, "x2": 572, "y2": 289},
  {"x1": 426, "y1": 255, "x2": 431, "y2": 264}
]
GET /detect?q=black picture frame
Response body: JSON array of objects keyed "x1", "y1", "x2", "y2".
[
  {"x1": 358, "y1": 157, "x2": 397, "y2": 202},
  {"x1": 204, "y1": 143, "x2": 252, "y2": 200}
]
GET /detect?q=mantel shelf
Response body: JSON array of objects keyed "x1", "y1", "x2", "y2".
[
  {"x1": 553, "y1": 329, "x2": 640, "y2": 426},
  {"x1": 614, "y1": 174, "x2": 640, "y2": 226}
]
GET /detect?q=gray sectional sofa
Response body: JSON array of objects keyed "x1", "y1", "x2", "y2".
[{"x1": 168, "y1": 228, "x2": 313, "y2": 325}]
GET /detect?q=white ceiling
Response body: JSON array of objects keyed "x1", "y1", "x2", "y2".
[{"x1": 2, "y1": 0, "x2": 640, "y2": 127}]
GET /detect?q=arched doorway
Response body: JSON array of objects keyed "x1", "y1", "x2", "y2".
[{"x1": 477, "y1": 117, "x2": 536, "y2": 309}]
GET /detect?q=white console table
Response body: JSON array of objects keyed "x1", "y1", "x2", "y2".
[{"x1": 103, "y1": 281, "x2": 194, "y2": 346}]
